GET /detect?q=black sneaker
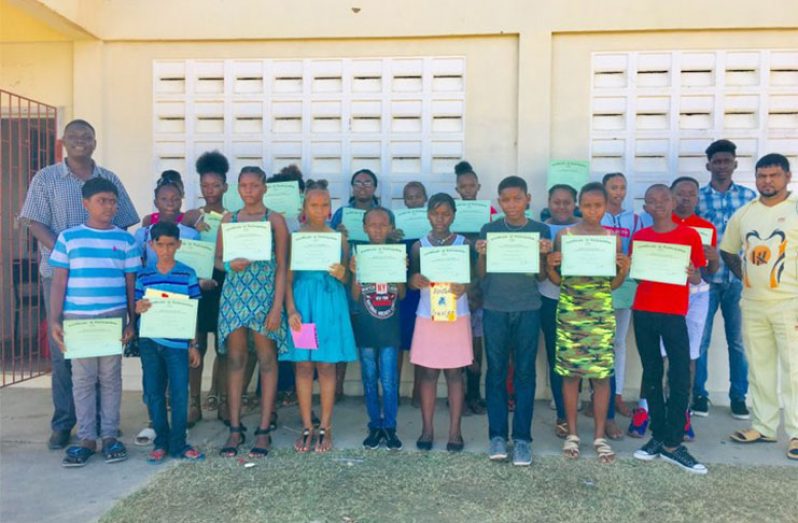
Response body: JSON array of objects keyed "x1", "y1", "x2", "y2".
[
  {"x1": 730, "y1": 400, "x2": 750, "y2": 420},
  {"x1": 363, "y1": 429, "x2": 384, "y2": 450},
  {"x1": 633, "y1": 438, "x2": 663, "y2": 461},
  {"x1": 691, "y1": 396, "x2": 710, "y2": 417},
  {"x1": 384, "y1": 428, "x2": 403, "y2": 451},
  {"x1": 660, "y1": 445, "x2": 708, "y2": 475}
]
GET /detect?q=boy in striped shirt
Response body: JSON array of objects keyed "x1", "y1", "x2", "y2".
[
  {"x1": 134, "y1": 221, "x2": 203, "y2": 462},
  {"x1": 49, "y1": 178, "x2": 141, "y2": 467}
]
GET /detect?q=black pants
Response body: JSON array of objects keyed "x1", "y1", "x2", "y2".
[{"x1": 633, "y1": 310, "x2": 690, "y2": 448}]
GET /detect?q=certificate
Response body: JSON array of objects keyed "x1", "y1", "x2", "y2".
[
  {"x1": 222, "y1": 185, "x2": 245, "y2": 213},
  {"x1": 264, "y1": 181, "x2": 302, "y2": 218},
  {"x1": 547, "y1": 160, "x2": 590, "y2": 190},
  {"x1": 452, "y1": 200, "x2": 492, "y2": 233},
  {"x1": 560, "y1": 235, "x2": 617, "y2": 277},
  {"x1": 420, "y1": 245, "x2": 471, "y2": 283},
  {"x1": 222, "y1": 222, "x2": 272, "y2": 262},
  {"x1": 290, "y1": 232, "x2": 342, "y2": 271},
  {"x1": 139, "y1": 296, "x2": 198, "y2": 339},
  {"x1": 199, "y1": 211, "x2": 223, "y2": 243},
  {"x1": 394, "y1": 208, "x2": 431, "y2": 240},
  {"x1": 630, "y1": 240, "x2": 691, "y2": 285},
  {"x1": 486, "y1": 232, "x2": 540, "y2": 273},
  {"x1": 690, "y1": 226, "x2": 714, "y2": 246},
  {"x1": 356, "y1": 244, "x2": 407, "y2": 283},
  {"x1": 176, "y1": 239, "x2": 215, "y2": 279},
  {"x1": 341, "y1": 208, "x2": 368, "y2": 242},
  {"x1": 63, "y1": 318, "x2": 123, "y2": 359}
]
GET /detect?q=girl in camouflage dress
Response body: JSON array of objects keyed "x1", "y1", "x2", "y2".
[{"x1": 545, "y1": 182, "x2": 630, "y2": 463}]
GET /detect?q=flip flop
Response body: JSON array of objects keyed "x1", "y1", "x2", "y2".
[
  {"x1": 135, "y1": 427, "x2": 156, "y2": 446},
  {"x1": 62, "y1": 446, "x2": 94, "y2": 468},
  {"x1": 102, "y1": 439, "x2": 128, "y2": 464},
  {"x1": 730, "y1": 428, "x2": 777, "y2": 444},
  {"x1": 787, "y1": 438, "x2": 798, "y2": 460}
]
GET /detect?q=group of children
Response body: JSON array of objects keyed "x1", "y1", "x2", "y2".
[{"x1": 49, "y1": 152, "x2": 716, "y2": 474}]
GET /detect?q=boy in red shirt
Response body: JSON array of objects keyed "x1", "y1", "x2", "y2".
[{"x1": 630, "y1": 185, "x2": 708, "y2": 474}]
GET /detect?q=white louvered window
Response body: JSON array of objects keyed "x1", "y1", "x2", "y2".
[
  {"x1": 590, "y1": 50, "x2": 798, "y2": 208},
  {"x1": 153, "y1": 57, "x2": 466, "y2": 209}
]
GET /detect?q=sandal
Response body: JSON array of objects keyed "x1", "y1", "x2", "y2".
[
  {"x1": 294, "y1": 428, "x2": 314, "y2": 453},
  {"x1": 730, "y1": 428, "x2": 778, "y2": 444},
  {"x1": 315, "y1": 427, "x2": 333, "y2": 453},
  {"x1": 249, "y1": 427, "x2": 272, "y2": 458},
  {"x1": 219, "y1": 426, "x2": 246, "y2": 457},
  {"x1": 135, "y1": 427, "x2": 156, "y2": 446},
  {"x1": 188, "y1": 395, "x2": 202, "y2": 428},
  {"x1": 605, "y1": 420, "x2": 624, "y2": 441},
  {"x1": 563, "y1": 434, "x2": 580, "y2": 459},
  {"x1": 62, "y1": 446, "x2": 95, "y2": 468},
  {"x1": 148, "y1": 448, "x2": 168, "y2": 464},
  {"x1": 555, "y1": 419, "x2": 569, "y2": 439},
  {"x1": 102, "y1": 439, "x2": 128, "y2": 464},
  {"x1": 788, "y1": 438, "x2": 798, "y2": 461},
  {"x1": 178, "y1": 446, "x2": 205, "y2": 461},
  {"x1": 204, "y1": 394, "x2": 219, "y2": 411},
  {"x1": 593, "y1": 437, "x2": 616, "y2": 464}
]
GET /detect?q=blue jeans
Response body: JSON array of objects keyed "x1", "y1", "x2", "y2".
[
  {"x1": 42, "y1": 278, "x2": 77, "y2": 433},
  {"x1": 359, "y1": 346, "x2": 399, "y2": 430},
  {"x1": 540, "y1": 297, "x2": 565, "y2": 419},
  {"x1": 484, "y1": 309, "x2": 540, "y2": 442},
  {"x1": 695, "y1": 280, "x2": 748, "y2": 402},
  {"x1": 140, "y1": 339, "x2": 190, "y2": 455}
]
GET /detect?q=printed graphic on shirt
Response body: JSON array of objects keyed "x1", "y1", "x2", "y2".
[
  {"x1": 361, "y1": 283, "x2": 399, "y2": 319},
  {"x1": 744, "y1": 227, "x2": 787, "y2": 289}
]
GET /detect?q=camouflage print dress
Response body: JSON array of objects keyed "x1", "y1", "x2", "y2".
[{"x1": 555, "y1": 275, "x2": 615, "y2": 379}]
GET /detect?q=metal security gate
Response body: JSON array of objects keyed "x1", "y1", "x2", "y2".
[{"x1": 0, "y1": 90, "x2": 58, "y2": 387}]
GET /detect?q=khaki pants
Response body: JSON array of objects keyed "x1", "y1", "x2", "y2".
[{"x1": 740, "y1": 298, "x2": 798, "y2": 440}]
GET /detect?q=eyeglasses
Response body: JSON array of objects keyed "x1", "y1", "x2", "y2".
[{"x1": 352, "y1": 180, "x2": 375, "y2": 188}]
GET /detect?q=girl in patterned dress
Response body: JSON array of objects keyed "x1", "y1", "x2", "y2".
[
  {"x1": 216, "y1": 166, "x2": 292, "y2": 458},
  {"x1": 545, "y1": 182, "x2": 630, "y2": 463}
]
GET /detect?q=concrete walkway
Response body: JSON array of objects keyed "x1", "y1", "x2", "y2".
[{"x1": 1, "y1": 388, "x2": 794, "y2": 523}]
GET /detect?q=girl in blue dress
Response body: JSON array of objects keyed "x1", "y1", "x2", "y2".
[{"x1": 284, "y1": 180, "x2": 357, "y2": 453}]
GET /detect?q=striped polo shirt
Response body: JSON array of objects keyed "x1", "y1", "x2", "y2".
[
  {"x1": 135, "y1": 261, "x2": 201, "y2": 349},
  {"x1": 49, "y1": 225, "x2": 141, "y2": 316}
]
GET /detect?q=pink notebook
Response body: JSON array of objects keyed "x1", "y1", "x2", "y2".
[{"x1": 291, "y1": 323, "x2": 318, "y2": 350}]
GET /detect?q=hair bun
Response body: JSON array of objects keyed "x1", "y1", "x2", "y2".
[
  {"x1": 306, "y1": 179, "x2": 329, "y2": 190},
  {"x1": 454, "y1": 160, "x2": 474, "y2": 176}
]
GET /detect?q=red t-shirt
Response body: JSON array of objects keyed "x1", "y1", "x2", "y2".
[
  {"x1": 631, "y1": 224, "x2": 706, "y2": 315},
  {"x1": 671, "y1": 213, "x2": 717, "y2": 247}
]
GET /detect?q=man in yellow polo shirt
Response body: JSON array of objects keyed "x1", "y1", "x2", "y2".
[{"x1": 720, "y1": 153, "x2": 797, "y2": 461}]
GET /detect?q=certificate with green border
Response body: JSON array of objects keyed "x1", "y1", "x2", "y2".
[
  {"x1": 451, "y1": 200, "x2": 492, "y2": 234},
  {"x1": 690, "y1": 227, "x2": 713, "y2": 246},
  {"x1": 394, "y1": 208, "x2": 431, "y2": 240},
  {"x1": 342, "y1": 208, "x2": 368, "y2": 242},
  {"x1": 420, "y1": 245, "x2": 471, "y2": 283},
  {"x1": 630, "y1": 240, "x2": 690, "y2": 285},
  {"x1": 290, "y1": 232, "x2": 342, "y2": 271},
  {"x1": 176, "y1": 239, "x2": 215, "y2": 279},
  {"x1": 560, "y1": 235, "x2": 616, "y2": 277},
  {"x1": 198, "y1": 211, "x2": 223, "y2": 243},
  {"x1": 356, "y1": 244, "x2": 407, "y2": 283},
  {"x1": 486, "y1": 232, "x2": 540, "y2": 273},
  {"x1": 264, "y1": 181, "x2": 302, "y2": 218},
  {"x1": 63, "y1": 318, "x2": 123, "y2": 359},
  {"x1": 222, "y1": 222, "x2": 272, "y2": 262},
  {"x1": 139, "y1": 297, "x2": 198, "y2": 339}
]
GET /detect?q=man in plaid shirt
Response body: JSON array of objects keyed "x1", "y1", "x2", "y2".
[
  {"x1": 693, "y1": 139, "x2": 756, "y2": 419},
  {"x1": 19, "y1": 119, "x2": 139, "y2": 450}
]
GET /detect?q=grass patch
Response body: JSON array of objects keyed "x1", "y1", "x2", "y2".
[{"x1": 102, "y1": 450, "x2": 798, "y2": 523}]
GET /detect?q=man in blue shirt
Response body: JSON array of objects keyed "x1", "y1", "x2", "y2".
[{"x1": 693, "y1": 139, "x2": 756, "y2": 419}]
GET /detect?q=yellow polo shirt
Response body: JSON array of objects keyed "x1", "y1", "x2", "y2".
[{"x1": 720, "y1": 193, "x2": 798, "y2": 301}]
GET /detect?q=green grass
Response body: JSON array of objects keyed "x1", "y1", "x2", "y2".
[{"x1": 102, "y1": 450, "x2": 798, "y2": 523}]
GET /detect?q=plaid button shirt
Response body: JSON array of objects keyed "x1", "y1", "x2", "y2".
[
  {"x1": 19, "y1": 161, "x2": 140, "y2": 278},
  {"x1": 697, "y1": 182, "x2": 756, "y2": 283}
]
